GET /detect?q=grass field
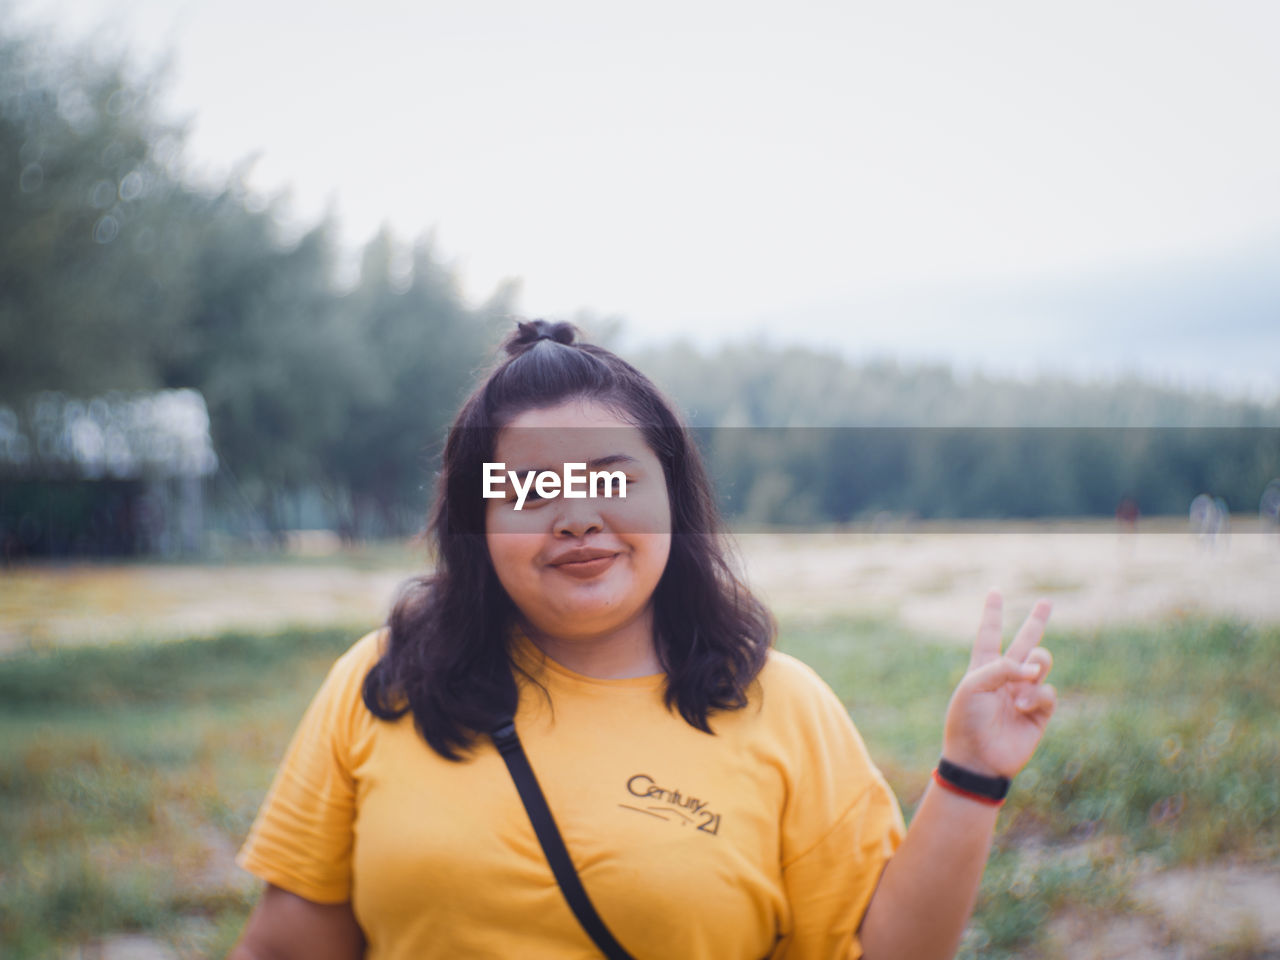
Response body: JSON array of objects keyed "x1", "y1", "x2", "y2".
[
  {"x1": 2, "y1": 615, "x2": 1276, "y2": 959},
  {"x1": 0, "y1": 627, "x2": 362, "y2": 958},
  {"x1": 783, "y1": 617, "x2": 1280, "y2": 957}
]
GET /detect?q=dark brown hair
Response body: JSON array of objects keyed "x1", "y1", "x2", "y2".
[{"x1": 362, "y1": 320, "x2": 774, "y2": 759}]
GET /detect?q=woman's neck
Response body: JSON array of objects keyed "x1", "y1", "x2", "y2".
[{"x1": 520, "y1": 606, "x2": 662, "y2": 679}]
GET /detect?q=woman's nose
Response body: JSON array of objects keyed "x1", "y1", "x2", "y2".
[{"x1": 554, "y1": 501, "x2": 604, "y2": 538}]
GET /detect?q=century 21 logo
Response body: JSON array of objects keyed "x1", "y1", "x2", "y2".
[{"x1": 621, "y1": 773, "x2": 722, "y2": 836}]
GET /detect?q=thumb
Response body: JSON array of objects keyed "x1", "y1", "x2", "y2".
[{"x1": 966, "y1": 656, "x2": 1041, "y2": 693}]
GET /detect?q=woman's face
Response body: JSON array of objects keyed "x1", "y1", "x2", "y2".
[{"x1": 484, "y1": 396, "x2": 672, "y2": 643}]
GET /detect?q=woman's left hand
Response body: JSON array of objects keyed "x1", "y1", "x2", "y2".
[{"x1": 941, "y1": 591, "x2": 1057, "y2": 779}]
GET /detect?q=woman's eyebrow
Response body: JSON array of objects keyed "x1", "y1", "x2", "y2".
[
  {"x1": 504, "y1": 454, "x2": 638, "y2": 476},
  {"x1": 587, "y1": 454, "x2": 638, "y2": 470}
]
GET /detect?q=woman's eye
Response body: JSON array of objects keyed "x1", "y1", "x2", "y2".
[{"x1": 498, "y1": 470, "x2": 638, "y2": 506}]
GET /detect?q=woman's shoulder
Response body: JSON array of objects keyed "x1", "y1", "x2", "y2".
[
  {"x1": 311, "y1": 627, "x2": 389, "y2": 705},
  {"x1": 337, "y1": 626, "x2": 389, "y2": 673},
  {"x1": 741, "y1": 647, "x2": 883, "y2": 783},
  {"x1": 752, "y1": 647, "x2": 850, "y2": 721},
  {"x1": 757, "y1": 647, "x2": 837, "y2": 695}
]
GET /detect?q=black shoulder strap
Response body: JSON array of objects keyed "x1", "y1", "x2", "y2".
[{"x1": 491, "y1": 719, "x2": 636, "y2": 960}]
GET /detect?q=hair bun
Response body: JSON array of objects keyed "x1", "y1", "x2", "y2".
[{"x1": 505, "y1": 319, "x2": 578, "y2": 355}]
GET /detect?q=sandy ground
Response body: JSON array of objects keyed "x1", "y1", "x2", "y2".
[
  {"x1": 734, "y1": 520, "x2": 1280, "y2": 640},
  {"x1": 4, "y1": 520, "x2": 1277, "y2": 653},
  {"x1": 0, "y1": 564, "x2": 415, "y2": 652}
]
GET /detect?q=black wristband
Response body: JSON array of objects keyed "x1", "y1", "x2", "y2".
[{"x1": 937, "y1": 758, "x2": 1011, "y2": 801}]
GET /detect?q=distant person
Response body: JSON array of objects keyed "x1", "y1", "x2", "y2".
[
  {"x1": 1115, "y1": 496, "x2": 1140, "y2": 533},
  {"x1": 229, "y1": 320, "x2": 1057, "y2": 960},
  {"x1": 1190, "y1": 493, "x2": 1227, "y2": 551}
]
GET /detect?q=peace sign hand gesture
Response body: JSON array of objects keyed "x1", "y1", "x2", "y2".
[{"x1": 942, "y1": 591, "x2": 1057, "y2": 780}]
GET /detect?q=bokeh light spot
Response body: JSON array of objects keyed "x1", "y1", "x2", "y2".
[{"x1": 94, "y1": 215, "x2": 119, "y2": 244}]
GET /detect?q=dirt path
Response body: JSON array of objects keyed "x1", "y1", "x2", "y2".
[{"x1": 4, "y1": 521, "x2": 1278, "y2": 654}]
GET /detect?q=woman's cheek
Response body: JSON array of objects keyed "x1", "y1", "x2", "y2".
[
  {"x1": 487, "y1": 502, "x2": 542, "y2": 535},
  {"x1": 616, "y1": 486, "x2": 671, "y2": 535}
]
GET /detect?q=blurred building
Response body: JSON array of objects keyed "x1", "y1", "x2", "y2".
[{"x1": 0, "y1": 390, "x2": 218, "y2": 559}]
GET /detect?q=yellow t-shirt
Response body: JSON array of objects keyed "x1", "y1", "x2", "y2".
[{"x1": 236, "y1": 629, "x2": 905, "y2": 959}]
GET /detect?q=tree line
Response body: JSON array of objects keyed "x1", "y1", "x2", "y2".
[{"x1": 632, "y1": 345, "x2": 1280, "y2": 523}]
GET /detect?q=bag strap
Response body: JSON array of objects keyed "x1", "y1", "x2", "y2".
[{"x1": 491, "y1": 718, "x2": 636, "y2": 960}]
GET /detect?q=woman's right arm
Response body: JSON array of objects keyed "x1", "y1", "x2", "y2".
[{"x1": 228, "y1": 883, "x2": 366, "y2": 960}]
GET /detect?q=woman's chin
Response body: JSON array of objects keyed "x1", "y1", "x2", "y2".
[{"x1": 533, "y1": 596, "x2": 648, "y2": 640}]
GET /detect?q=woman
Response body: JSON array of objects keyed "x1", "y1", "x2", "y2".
[{"x1": 231, "y1": 320, "x2": 1056, "y2": 959}]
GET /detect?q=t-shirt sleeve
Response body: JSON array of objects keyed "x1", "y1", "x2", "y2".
[
  {"x1": 771, "y1": 659, "x2": 907, "y2": 960},
  {"x1": 234, "y1": 632, "x2": 381, "y2": 903}
]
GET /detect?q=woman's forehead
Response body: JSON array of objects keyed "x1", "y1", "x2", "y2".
[{"x1": 494, "y1": 398, "x2": 654, "y2": 465}]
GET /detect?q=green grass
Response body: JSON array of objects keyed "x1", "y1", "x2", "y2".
[
  {"x1": 0, "y1": 626, "x2": 362, "y2": 959},
  {"x1": 2, "y1": 616, "x2": 1277, "y2": 957},
  {"x1": 779, "y1": 615, "x2": 1280, "y2": 957},
  {"x1": 0, "y1": 627, "x2": 367, "y2": 711}
]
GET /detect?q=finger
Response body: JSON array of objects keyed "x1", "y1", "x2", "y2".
[
  {"x1": 1006, "y1": 599, "x2": 1053, "y2": 663},
  {"x1": 969, "y1": 590, "x2": 1004, "y2": 669},
  {"x1": 1015, "y1": 682, "x2": 1057, "y2": 717},
  {"x1": 966, "y1": 654, "x2": 1040, "y2": 693},
  {"x1": 1025, "y1": 646, "x2": 1053, "y2": 683}
]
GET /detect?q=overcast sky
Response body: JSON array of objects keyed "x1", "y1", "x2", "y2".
[{"x1": 18, "y1": 0, "x2": 1280, "y2": 399}]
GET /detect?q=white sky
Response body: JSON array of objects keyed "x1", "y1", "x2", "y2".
[{"x1": 18, "y1": 0, "x2": 1280, "y2": 397}]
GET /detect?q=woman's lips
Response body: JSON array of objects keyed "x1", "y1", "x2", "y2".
[{"x1": 550, "y1": 554, "x2": 618, "y2": 579}]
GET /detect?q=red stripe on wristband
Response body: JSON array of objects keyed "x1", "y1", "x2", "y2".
[{"x1": 932, "y1": 767, "x2": 1006, "y2": 807}]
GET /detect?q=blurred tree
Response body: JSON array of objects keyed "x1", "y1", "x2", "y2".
[
  {"x1": 157, "y1": 188, "x2": 352, "y2": 533},
  {"x1": 321, "y1": 228, "x2": 496, "y2": 539},
  {"x1": 0, "y1": 16, "x2": 510, "y2": 542},
  {"x1": 0, "y1": 26, "x2": 191, "y2": 400}
]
